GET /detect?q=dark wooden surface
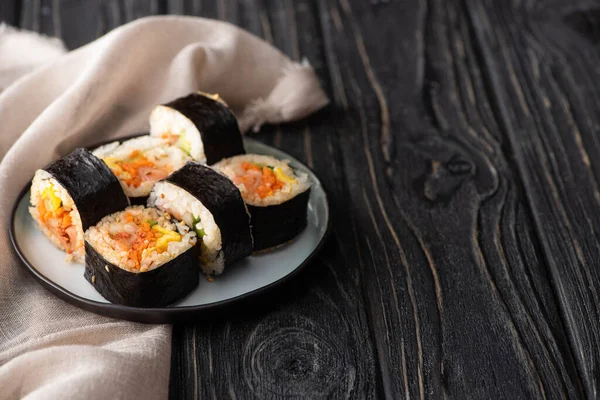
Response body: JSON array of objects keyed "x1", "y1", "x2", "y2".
[{"x1": 3, "y1": 0, "x2": 600, "y2": 398}]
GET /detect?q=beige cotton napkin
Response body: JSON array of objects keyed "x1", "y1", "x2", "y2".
[
  {"x1": 0, "y1": 16, "x2": 328, "y2": 399},
  {"x1": 0, "y1": 23, "x2": 67, "y2": 91}
]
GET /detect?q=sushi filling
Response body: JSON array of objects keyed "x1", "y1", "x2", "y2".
[
  {"x1": 85, "y1": 206, "x2": 196, "y2": 273},
  {"x1": 93, "y1": 136, "x2": 191, "y2": 198},
  {"x1": 214, "y1": 155, "x2": 310, "y2": 206},
  {"x1": 149, "y1": 105, "x2": 206, "y2": 163},
  {"x1": 148, "y1": 181, "x2": 224, "y2": 275},
  {"x1": 29, "y1": 171, "x2": 84, "y2": 262}
]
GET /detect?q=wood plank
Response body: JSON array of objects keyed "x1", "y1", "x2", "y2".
[
  {"x1": 53, "y1": 0, "x2": 100, "y2": 49},
  {"x1": 255, "y1": 0, "x2": 310, "y2": 161},
  {"x1": 20, "y1": 0, "x2": 165, "y2": 49},
  {"x1": 95, "y1": 0, "x2": 165, "y2": 41},
  {"x1": 169, "y1": 1, "x2": 379, "y2": 398},
  {"x1": 0, "y1": 0, "x2": 20, "y2": 26},
  {"x1": 165, "y1": 0, "x2": 264, "y2": 36},
  {"x1": 464, "y1": 0, "x2": 600, "y2": 397},
  {"x1": 20, "y1": 0, "x2": 58, "y2": 36}
]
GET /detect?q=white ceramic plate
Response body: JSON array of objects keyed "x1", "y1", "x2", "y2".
[{"x1": 10, "y1": 138, "x2": 330, "y2": 323}]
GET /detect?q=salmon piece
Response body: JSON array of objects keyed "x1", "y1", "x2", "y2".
[
  {"x1": 65, "y1": 225, "x2": 79, "y2": 253},
  {"x1": 138, "y1": 167, "x2": 169, "y2": 182},
  {"x1": 61, "y1": 213, "x2": 72, "y2": 229},
  {"x1": 114, "y1": 232, "x2": 132, "y2": 239}
]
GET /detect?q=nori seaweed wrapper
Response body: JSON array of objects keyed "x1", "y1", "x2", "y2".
[
  {"x1": 44, "y1": 148, "x2": 130, "y2": 230},
  {"x1": 84, "y1": 241, "x2": 199, "y2": 307},
  {"x1": 165, "y1": 162, "x2": 253, "y2": 266},
  {"x1": 162, "y1": 93, "x2": 245, "y2": 164},
  {"x1": 129, "y1": 196, "x2": 148, "y2": 206},
  {"x1": 249, "y1": 188, "x2": 311, "y2": 251}
]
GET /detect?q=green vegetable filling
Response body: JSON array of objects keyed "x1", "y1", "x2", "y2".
[
  {"x1": 147, "y1": 219, "x2": 158, "y2": 227},
  {"x1": 254, "y1": 163, "x2": 274, "y2": 170},
  {"x1": 178, "y1": 130, "x2": 192, "y2": 156},
  {"x1": 192, "y1": 215, "x2": 205, "y2": 239}
]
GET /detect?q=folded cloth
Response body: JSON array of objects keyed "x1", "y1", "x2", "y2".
[
  {"x1": 0, "y1": 23, "x2": 67, "y2": 92},
  {"x1": 0, "y1": 16, "x2": 328, "y2": 399}
]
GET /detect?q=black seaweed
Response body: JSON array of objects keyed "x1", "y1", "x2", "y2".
[
  {"x1": 84, "y1": 241, "x2": 199, "y2": 307},
  {"x1": 165, "y1": 162, "x2": 253, "y2": 266},
  {"x1": 163, "y1": 93, "x2": 245, "y2": 164},
  {"x1": 248, "y1": 188, "x2": 311, "y2": 251},
  {"x1": 44, "y1": 148, "x2": 130, "y2": 230},
  {"x1": 129, "y1": 196, "x2": 148, "y2": 206}
]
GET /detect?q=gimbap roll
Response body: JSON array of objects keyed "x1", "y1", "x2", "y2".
[
  {"x1": 213, "y1": 155, "x2": 311, "y2": 251},
  {"x1": 149, "y1": 92, "x2": 245, "y2": 164},
  {"x1": 148, "y1": 162, "x2": 253, "y2": 276},
  {"x1": 84, "y1": 206, "x2": 199, "y2": 307},
  {"x1": 29, "y1": 148, "x2": 130, "y2": 262},
  {"x1": 93, "y1": 135, "x2": 191, "y2": 204}
]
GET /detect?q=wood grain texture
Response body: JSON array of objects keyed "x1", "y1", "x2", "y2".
[
  {"x1": 20, "y1": 0, "x2": 166, "y2": 49},
  {"x1": 465, "y1": 0, "x2": 600, "y2": 397},
  {"x1": 313, "y1": 0, "x2": 584, "y2": 397},
  {"x1": 0, "y1": 0, "x2": 19, "y2": 25},
  {"x1": 10, "y1": 0, "x2": 600, "y2": 398}
]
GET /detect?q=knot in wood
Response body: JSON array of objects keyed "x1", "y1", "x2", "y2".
[
  {"x1": 243, "y1": 318, "x2": 350, "y2": 398},
  {"x1": 422, "y1": 157, "x2": 474, "y2": 202}
]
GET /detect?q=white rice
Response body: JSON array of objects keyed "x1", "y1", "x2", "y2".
[
  {"x1": 213, "y1": 154, "x2": 311, "y2": 206},
  {"x1": 148, "y1": 181, "x2": 225, "y2": 275},
  {"x1": 84, "y1": 205, "x2": 196, "y2": 273},
  {"x1": 29, "y1": 170, "x2": 84, "y2": 263},
  {"x1": 93, "y1": 135, "x2": 191, "y2": 198},
  {"x1": 149, "y1": 105, "x2": 206, "y2": 163}
]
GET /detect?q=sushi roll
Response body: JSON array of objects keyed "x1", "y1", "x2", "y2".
[
  {"x1": 29, "y1": 148, "x2": 130, "y2": 262},
  {"x1": 148, "y1": 162, "x2": 253, "y2": 276},
  {"x1": 149, "y1": 92, "x2": 245, "y2": 164},
  {"x1": 84, "y1": 206, "x2": 199, "y2": 307},
  {"x1": 93, "y1": 135, "x2": 191, "y2": 204},
  {"x1": 213, "y1": 155, "x2": 311, "y2": 251}
]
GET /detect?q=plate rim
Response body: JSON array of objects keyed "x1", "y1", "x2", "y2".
[{"x1": 9, "y1": 136, "x2": 331, "y2": 323}]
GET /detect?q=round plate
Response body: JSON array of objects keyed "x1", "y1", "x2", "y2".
[{"x1": 10, "y1": 137, "x2": 330, "y2": 323}]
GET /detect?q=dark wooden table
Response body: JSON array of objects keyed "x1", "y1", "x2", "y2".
[{"x1": 4, "y1": 0, "x2": 600, "y2": 398}]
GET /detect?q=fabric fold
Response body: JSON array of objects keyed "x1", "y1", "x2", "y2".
[
  {"x1": 0, "y1": 23, "x2": 67, "y2": 92},
  {"x1": 238, "y1": 58, "x2": 330, "y2": 132}
]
